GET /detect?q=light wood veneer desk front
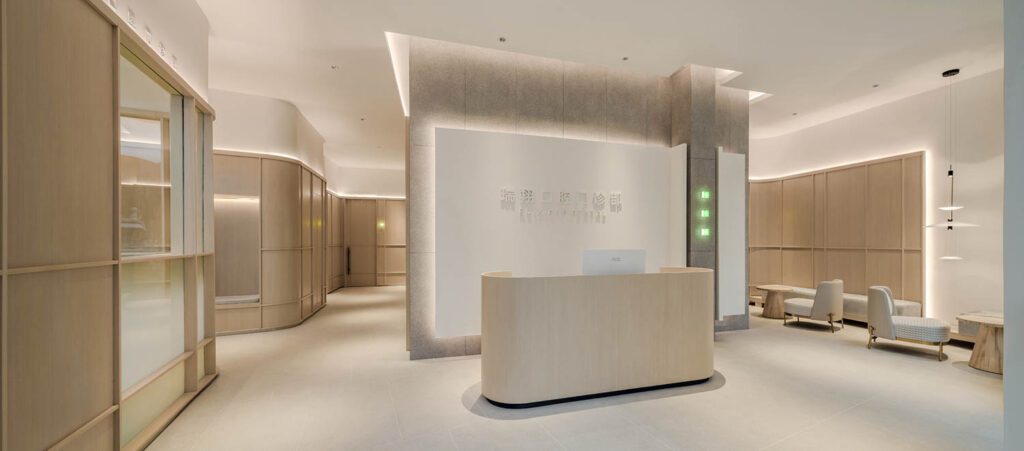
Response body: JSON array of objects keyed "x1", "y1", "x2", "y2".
[{"x1": 481, "y1": 267, "x2": 715, "y2": 408}]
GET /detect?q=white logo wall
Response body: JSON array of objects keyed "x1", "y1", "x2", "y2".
[{"x1": 435, "y1": 128, "x2": 686, "y2": 337}]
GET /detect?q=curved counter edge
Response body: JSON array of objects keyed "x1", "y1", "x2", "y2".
[
  {"x1": 482, "y1": 377, "x2": 712, "y2": 409},
  {"x1": 481, "y1": 266, "x2": 715, "y2": 407}
]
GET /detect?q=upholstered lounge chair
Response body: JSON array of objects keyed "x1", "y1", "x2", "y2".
[
  {"x1": 783, "y1": 280, "x2": 844, "y2": 332},
  {"x1": 867, "y1": 286, "x2": 950, "y2": 361}
]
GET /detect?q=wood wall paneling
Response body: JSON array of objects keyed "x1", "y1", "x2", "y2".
[
  {"x1": 826, "y1": 250, "x2": 866, "y2": 295},
  {"x1": 51, "y1": 413, "x2": 115, "y2": 451},
  {"x1": 346, "y1": 199, "x2": 378, "y2": 287},
  {"x1": 7, "y1": 0, "x2": 115, "y2": 268},
  {"x1": 213, "y1": 195, "x2": 259, "y2": 296},
  {"x1": 748, "y1": 248, "x2": 782, "y2": 286},
  {"x1": 813, "y1": 249, "x2": 827, "y2": 287},
  {"x1": 813, "y1": 174, "x2": 827, "y2": 247},
  {"x1": 312, "y1": 179, "x2": 324, "y2": 306},
  {"x1": 302, "y1": 249, "x2": 312, "y2": 297},
  {"x1": 261, "y1": 250, "x2": 302, "y2": 305},
  {"x1": 301, "y1": 169, "x2": 312, "y2": 248},
  {"x1": 902, "y1": 251, "x2": 923, "y2": 302},
  {"x1": 262, "y1": 302, "x2": 301, "y2": 329},
  {"x1": 748, "y1": 181, "x2": 782, "y2": 246},
  {"x1": 781, "y1": 249, "x2": 814, "y2": 288},
  {"x1": 866, "y1": 250, "x2": 903, "y2": 298},
  {"x1": 903, "y1": 155, "x2": 924, "y2": 250},
  {"x1": 7, "y1": 267, "x2": 115, "y2": 450},
  {"x1": 866, "y1": 160, "x2": 903, "y2": 249},
  {"x1": 214, "y1": 306, "x2": 261, "y2": 334},
  {"x1": 212, "y1": 155, "x2": 260, "y2": 197},
  {"x1": 782, "y1": 176, "x2": 814, "y2": 247},
  {"x1": 826, "y1": 166, "x2": 867, "y2": 248},
  {"x1": 384, "y1": 200, "x2": 407, "y2": 246},
  {"x1": 261, "y1": 160, "x2": 302, "y2": 249},
  {"x1": 749, "y1": 153, "x2": 922, "y2": 302}
]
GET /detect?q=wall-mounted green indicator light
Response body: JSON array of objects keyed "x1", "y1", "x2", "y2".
[
  {"x1": 700, "y1": 190, "x2": 711, "y2": 200},
  {"x1": 699, "y1": 227, "x2": 711, "y2": 237},
  {"x1": 700, "y1": 209, "x2": 710, "y2": 218}
]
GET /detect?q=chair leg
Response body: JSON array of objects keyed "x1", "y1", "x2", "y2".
[
  {"x1": 829, "y1": 319, "x2": 835, "y2": 333},
  {"x1": 783, "y1": 315, "x2": 787, "y2": 325},
  {"x1": 841, "y1": 319, "x2": 845, "y2": 329},
  {"x1": 938, "y1": 343, "x2": 945, "y2": 361}
]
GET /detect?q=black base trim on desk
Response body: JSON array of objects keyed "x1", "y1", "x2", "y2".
[{"x1": 483, "y1": 377, "x2": 713, "y2": 409}]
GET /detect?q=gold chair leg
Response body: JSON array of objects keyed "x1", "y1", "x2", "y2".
[
  {"x1": 783, "y1": 315, "x2": 787, "y2": 325},
  {"x1": 938, "y1": 343, "x2": 944, "y2": 361},
  {"x1": 829, "y1": 320, "x2": 835, "y2": 333},
  {"x1": 841, "y1": 319, "x2": 845, "y2": 329}
]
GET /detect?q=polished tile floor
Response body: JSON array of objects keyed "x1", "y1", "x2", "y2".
[{"x1": 151, "y1": 287, "x2": 1003, "y2": 450}]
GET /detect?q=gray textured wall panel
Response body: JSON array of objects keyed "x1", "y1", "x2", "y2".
[
  {"x1": 407, "y1": 37, "x2": 682, "y2": 359},
  {"x1": 515, "y1": 55, "x2": 564, "y2": 138},
  {"x1": 688, "y1": 65, "x2": 718, "y2": 160},
  {"x1": 408, "y1": 145, "x2": 436, "y2": 254},
  {"x1": 606, "y1": 69, "x2": 648, "y2": 145},
  {"x1": 409, "y1": 38, "x2": 466, "y2": 147},
  {"x1": 563, "y1": 62, "x2": 608, "y2": 142},
  {"x1": 670, "y1": 66, "x2": 692, "y2": 147},
  {"x1": 647, "y1": 77, "x2": 673, "y2": 147},
  {"x1": 465, "y1": 46, "x2": 517, "y2": 133}
]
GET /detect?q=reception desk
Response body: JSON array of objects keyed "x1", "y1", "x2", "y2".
[{"x1": 481, "y1": 267, "x2": 715, "y2": 408}]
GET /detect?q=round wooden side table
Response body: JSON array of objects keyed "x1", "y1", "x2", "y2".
[
  {"x1": 756, "y1": 285, "x2": 793, "y2": 319},
  {"x1": 957, "y1": 314, "x2": 1004, "y2": 374}
]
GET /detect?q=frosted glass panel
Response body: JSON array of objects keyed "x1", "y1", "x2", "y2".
[
  {"x1": 119, "y1": 52, "x2": 184, "y2": 257},
  {"x1": 120, "y1": 260, "x2": 185, "y2": 389},
  {"x1": 717, "y1": 148, "x2": 748, "y2": 319}
]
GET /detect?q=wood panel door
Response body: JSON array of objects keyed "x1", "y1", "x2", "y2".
[{"x1": 346, "y1": 199, "x2": 377, "y2": 286}]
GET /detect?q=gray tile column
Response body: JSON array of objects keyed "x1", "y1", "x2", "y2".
[{"x1": 670, "y1": 65, "x2": 750, "y2": 332}]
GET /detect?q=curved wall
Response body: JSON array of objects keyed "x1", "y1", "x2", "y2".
[
  {"x1": 210, "y1": 89, "x2": 326, "y2": 175},
  {"x1": 213, "y1": 151, "x2": 329, "y2": 334}
]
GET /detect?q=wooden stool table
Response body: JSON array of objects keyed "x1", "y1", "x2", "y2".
[
  {"x1": 756, "y1": 285, "x2": 793, "y2": 319},
  {"x1": 957, "y1": 314, "x2": 1004, "y2": 374}
]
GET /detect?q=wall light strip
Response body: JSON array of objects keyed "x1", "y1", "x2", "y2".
[
  {"x1": 749, "y1": 150, "x2": 925, "y2": 181},
  {"x1": 121, "y1": 182, "x2": 172, "y2": 188},
  {"x1": 214, "y1": 196, "x2": 260, "y2": 204},
  {"x1": 384, "y1": 32, "x2": 410, "y2": 117},
  {"x1": 214, "y1": 147, "x2": 326, "y2": 180},
  {"x1": 327, "y1": 190, "x2": 406, "y2": 200}
]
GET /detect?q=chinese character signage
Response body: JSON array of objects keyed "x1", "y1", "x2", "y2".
[{"x1": 499, "y1": 187, "x2": 623, "y2": 224}]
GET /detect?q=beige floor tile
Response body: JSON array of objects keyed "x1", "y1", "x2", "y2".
[{"x1": 150, "y1": 288, "x2": 1003, "y2": 451}]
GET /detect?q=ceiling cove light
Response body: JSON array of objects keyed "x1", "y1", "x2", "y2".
[
  {"x1": 384, "y1": 32, "x2": 410, "y2": 117},
  {"x1": 925, "y1": 68, "x2": 978, "y2": 260}
]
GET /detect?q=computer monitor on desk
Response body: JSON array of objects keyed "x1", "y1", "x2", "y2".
[{"x1": 581, "y1": 249, "x2": 646, "y2": 275}]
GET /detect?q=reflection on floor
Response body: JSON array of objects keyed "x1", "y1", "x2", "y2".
[{"x1": 150, "y1": 286, "x2": 1003, "y2": 450}]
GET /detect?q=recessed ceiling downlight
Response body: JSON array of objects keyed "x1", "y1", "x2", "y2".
[
  {"x1": 498, "y1": 37, "x2": 506, "y2": 43},
  {"x1": 622, "y1": 56, "x2": 629, "y2": 61}
]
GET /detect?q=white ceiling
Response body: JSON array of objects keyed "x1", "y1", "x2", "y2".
[{"x1": 196, "y1": 0, "x2": 1003, "y2": 170}]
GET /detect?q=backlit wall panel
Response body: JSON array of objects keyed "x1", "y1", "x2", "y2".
[{"x1": 436, "y1": 128, "x2": 686, "y2": 337}]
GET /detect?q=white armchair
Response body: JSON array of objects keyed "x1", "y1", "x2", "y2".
[
  {"x1": 783, "y1": 280, "x2": 844, "y2": 332},
  {"x1": 867, "y1": 286, "x2": 950, "y2": 361}
]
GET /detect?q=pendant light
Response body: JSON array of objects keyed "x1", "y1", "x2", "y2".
[{"x1": 925, "y1": 68, "x2": 978, "y2": 260}]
